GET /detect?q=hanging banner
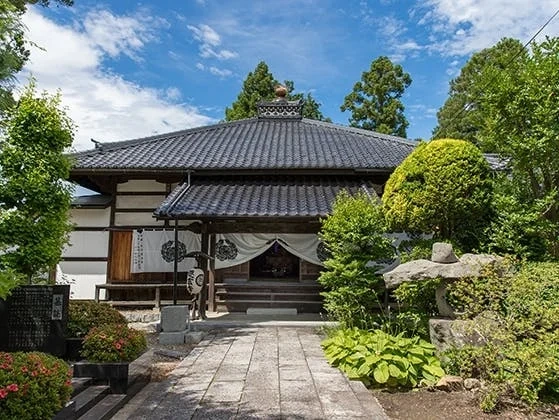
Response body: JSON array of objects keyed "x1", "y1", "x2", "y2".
[
  {"x1": 131, "y1": 230, "x2": 201, "y2": 273},
  {"x1": 214, "y1": 233, "x2": 323, "y2": 269}
]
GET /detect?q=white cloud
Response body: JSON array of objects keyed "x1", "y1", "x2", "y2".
[
  {"x1": 208, "y1": 66, "x2": 232, "y2": 77},
  {"x1": 83, "y1": 9, "x2": 168, "y2": 61},
  {"x1": 187, "y1": 23, "x2": 238, "y2": 62},
  {"x1": 420, "y1": 0, "x2": 559, "y2": 56},
  {"x1": 187, "y1": 23, "x2": 221, "y2": 46},
  {"x1": 21, "y1": 8, "x2": 214, "y2": 151}
]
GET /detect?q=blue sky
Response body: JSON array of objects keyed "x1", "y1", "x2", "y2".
[{"x1": 19, "y1": 0, "x2": 559, "y2": 150}]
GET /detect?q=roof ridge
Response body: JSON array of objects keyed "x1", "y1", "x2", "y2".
[
  {"x1": 301, "y1": 118, "x2": 417, "y2": 147},
  {"x1": 71, "y1": 117, "x2": 258, "y2": 156}
]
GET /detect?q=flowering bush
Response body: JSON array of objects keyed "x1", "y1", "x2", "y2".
[
  {"x1": 81, "y1": 324, "x2": 147, "y2": 363},
  {"x1": 0, "y1": 352, "x2": 72, "y2": 420},
  {"x1": 67, "y1": 301, "x2": 127, "y2": 337}
]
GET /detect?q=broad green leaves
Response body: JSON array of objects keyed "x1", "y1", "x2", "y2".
[
  {"x1": 0, "y1": 82, "x2": 74, "y2": 281},
  {"x1": 322, "y1": 328, "x2": 445, "y2": 388}
]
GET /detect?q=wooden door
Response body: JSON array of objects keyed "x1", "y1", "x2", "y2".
[{"x1": 109, "y1": 231, "x2": 132, "y2": 282}]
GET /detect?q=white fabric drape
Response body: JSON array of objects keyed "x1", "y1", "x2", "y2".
[
  {"x1": 277, "y1": 234, "x2": 322, "y2": 266},
  {"x1": 131, "y1": 229, "x2": 201, "y2": 273},
  {"x1": 214, "y1": 233, "x2": 323, "y2": 269}
]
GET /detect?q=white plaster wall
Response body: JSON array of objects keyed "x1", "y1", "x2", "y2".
[
  {"x1": 63, "y1": 231, "x2": 109, "y2": 258},
  {"x1": 58, "y1": 261, "x2": 107, "y2": 300},
  {"x1": 70, "y1": 208, "x2": 110, "y2": 227},
  {"x1": 117, "y1": 180, "x2": 166, "y2": 193},
  {"x1": 115, "y1": 195, "x2": 166, "y2": 209},
  {"x1": 114, "y1": 212, "x2": 164, "y2": 226}
]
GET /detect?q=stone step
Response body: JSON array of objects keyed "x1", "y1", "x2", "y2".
[
  {"x1": 216, "y1": 299, "x2": 323, "y2": 313},
  {"x1": 78, "y1": 394, "x2": 127, "y2": 420},
  {"x1": 216, "y1": 291, "x2": 323, "y2": 301},
  {"x1": 73, "y1": 385, "x2": 111, "y2": 418},
  {"x1": 71, "y1": 377, "x2": 92, "y2": 397}
]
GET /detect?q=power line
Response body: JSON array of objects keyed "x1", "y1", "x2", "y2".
[{"x1": 438, "y1": 7, "x2": 559, "y2": 138}]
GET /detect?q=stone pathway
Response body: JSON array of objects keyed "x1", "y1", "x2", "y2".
[{"x1": 113, "y1": 328, "x2": 388, "y2": 419}]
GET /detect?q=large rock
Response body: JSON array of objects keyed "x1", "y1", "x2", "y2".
[
  {"x1": 383, "y1": 250, "x2": 503, "y2": 289},
  {"x1": 429, "y1": 312, "x2": 503, "y2": 352}
]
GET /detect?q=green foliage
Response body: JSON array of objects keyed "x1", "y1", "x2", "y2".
[
  {"x1": 444, "y1": 262, "x2": 559, "y2": 411},
  {"x1": 382, "y1": 139, "x2": 492, "y2": 251},
  {"x1": 67, "y1": 301, "x2": 128, "y2": 338},
  {"x1": 432, "y1": 38, "x2": 525, "y2": 144},
  {"x1": 340, "y1": 56, "x2": 412, "y2": 137},
  {"x1": 0, "y1": 268, "x2": 22, "y2": 299},
  {"x1": 318, "y1": 191, "x2": 393, "y2": 328},
  {"x1": 225, "y1": 61, "x2": 329, "y2": 121},
  {"x1": 479, "y1": 37, "x2": 559, "y2": 258},
  {"x1": 0, "y1": 351, "x2": 72, "y2": 420},
  {"x1": 0, "y1": 1, "x2": 27, "y2": 110},
  {"x1": 484, "y1": 175, "x2": 552, "y2": 260},
  {"x1": 322, "y1": 328, "x2": 445, "y2": 388},
  {"x1": 0, "y1": 82, "x2": 75, "y2": 281},
  {"x1": 81, "y1": 324, "x2": 147, "y2": 363}
]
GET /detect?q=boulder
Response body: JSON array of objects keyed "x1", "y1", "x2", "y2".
[
  {"x1": 464, "y1": 378, "x2": 482, "y2": 391},
  {"x1": 435, "y1": 375, "x2": 464, "y2": 392}
]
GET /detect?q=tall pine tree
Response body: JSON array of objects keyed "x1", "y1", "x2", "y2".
[{"x1": 341, "y1": 56, "x2": 412, "y2": 137}]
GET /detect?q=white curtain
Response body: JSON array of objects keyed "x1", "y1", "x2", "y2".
[
  {"x1": 214, "y1": 233, "x2": 323, "y2": 269},
  {"x1": 131, "y1": 229, "x2": 201, "y2": 273}
]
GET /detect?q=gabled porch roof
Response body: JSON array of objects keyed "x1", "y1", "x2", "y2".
[{"x1": 154, "y1": 177, "x2": 379, "y2": 219}]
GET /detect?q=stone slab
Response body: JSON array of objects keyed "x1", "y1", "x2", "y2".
[
  {"x1": 158, "y1": 330, "x2": 187, "y2": 345},
  {"x1": 160, "y1": 305, "x2": 189, "y2": 332},
  {"x1": 246, "y1": 307, "x2": 297, "y2": 315}
]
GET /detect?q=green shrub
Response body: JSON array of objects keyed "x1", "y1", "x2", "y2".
[
  {"x1": 318, "y1": 191, "x2": 394, "y2": 328},
  {"x1": 0, "y1": 268, "x2": 22, "y2": 300},
  {"x1": 322, "y1": 328, "x2": 445, "y2": 388},
  {"x1": 81, "y1": 324, "x2": 147, "y2": 362},
  {"x1": 0, "y1": 352, "x2": 72, "y2": 420},
  {"x1": 382, "y1": 139, "x2": 493, "y2": 251},
  {"x1": 443, "y1": 262, "x2": 559, "y2": 411},
  {"x1": 67, "y1": 300, "x2": 127, "y2": 338}
]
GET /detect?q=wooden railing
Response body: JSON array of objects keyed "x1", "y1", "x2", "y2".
[{"x1": 94, "y1": 283, "x2": 194, "y2": 308}]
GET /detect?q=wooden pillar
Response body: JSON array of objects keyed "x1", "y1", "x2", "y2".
[
  {"x1": 199, "y1": 224, "x2": 209, "y2": 319},
  {"x1": 208, "y1": 232, "x2": 216, "y2": 312},
  {"x1": 173, "y1": 219, "x2": 179, "y2": 305}
]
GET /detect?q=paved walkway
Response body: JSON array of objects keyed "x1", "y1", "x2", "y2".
[{"x1": 113, "y1": 327, "x2": 388, "y2": 419}]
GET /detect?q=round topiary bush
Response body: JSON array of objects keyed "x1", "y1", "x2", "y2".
[
  {"x1": 81, "y1": 324, "x2": 147, "y2": 363},
  {"x1": 0, "y1": 352, "x2": 72, "y2": 420},
  {"x1": 67, "y1": 301, "x2": 127, "y2": 338},
  {"x1": 382, "y1": 138, "x2": 492, "y2": 251}
]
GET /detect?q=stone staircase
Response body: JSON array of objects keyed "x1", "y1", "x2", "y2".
[
  {"x1": 53, "y1": 351, "x2": 152, "y2": 420},
  {"x1": 215, "y1": 281, "x2": 324, "y2": 313}
]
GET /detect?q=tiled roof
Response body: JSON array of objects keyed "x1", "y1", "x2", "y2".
[
  {"x1": 71, "y1": 194, "x2": 112, "y2": 208},
  {"x1": 154, "y1": 177, "x2": 379, "y2": 218},
  {"x1": 71, "y1": 118, "x2": 416, "y2": 172}
]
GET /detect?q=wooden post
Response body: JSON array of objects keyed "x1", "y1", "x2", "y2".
[
  {"x1": 199, "y1": 225, "x2": 209, "y2": 319},
  {"x1": 208, "y1": 233, "x2": 216, "y2": 312},
  {"x1": 173, "y1": 219, "x2": 179, "y2": 305}
]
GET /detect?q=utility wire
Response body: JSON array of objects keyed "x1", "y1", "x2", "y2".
[{"x1": 438, "y1": 7, "x2": 559, "y2": 138}]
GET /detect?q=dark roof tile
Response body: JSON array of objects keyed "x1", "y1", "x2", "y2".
[
  {"x1": 72, "y1": 118, "x2": 416, "y2": 172},
  {"x1": 155, "y1": 177, "x2": 379, "y2": 218}
]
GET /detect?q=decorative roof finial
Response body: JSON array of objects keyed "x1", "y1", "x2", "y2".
[{"x1": 274, "y1": 84, "x2": 288, "y2": 102}]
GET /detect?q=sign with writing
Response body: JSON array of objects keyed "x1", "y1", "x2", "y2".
[{"x1": 0, "y1": 285, "x2": 70, "y2": 356}]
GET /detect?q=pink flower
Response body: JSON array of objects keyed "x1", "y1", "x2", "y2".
[
  {"x1": 0, "y1": 389, "x2": 7, "y2": 399},
  {"x1": 115, "y1": 343, "x2": 122, "y2": 350},
  {"x1": 21, "y1": 366, "x2": 28, "y2": 373},
  {"x1": 6, "y1": 384, "x2": 18, "y2": 392}
]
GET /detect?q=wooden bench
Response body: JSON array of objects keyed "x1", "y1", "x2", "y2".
[{"x1": 94, "y1": 283, "x2": 194, "y2": 309}]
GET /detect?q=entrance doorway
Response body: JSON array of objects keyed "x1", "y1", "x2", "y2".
[{"x1": 249, "y1": 242, "x2": 300, "y2": 281}]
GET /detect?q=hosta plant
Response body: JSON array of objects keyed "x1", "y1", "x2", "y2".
[{"x1": 322, "y1": 328, "x2": 445, "y2": 388}]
